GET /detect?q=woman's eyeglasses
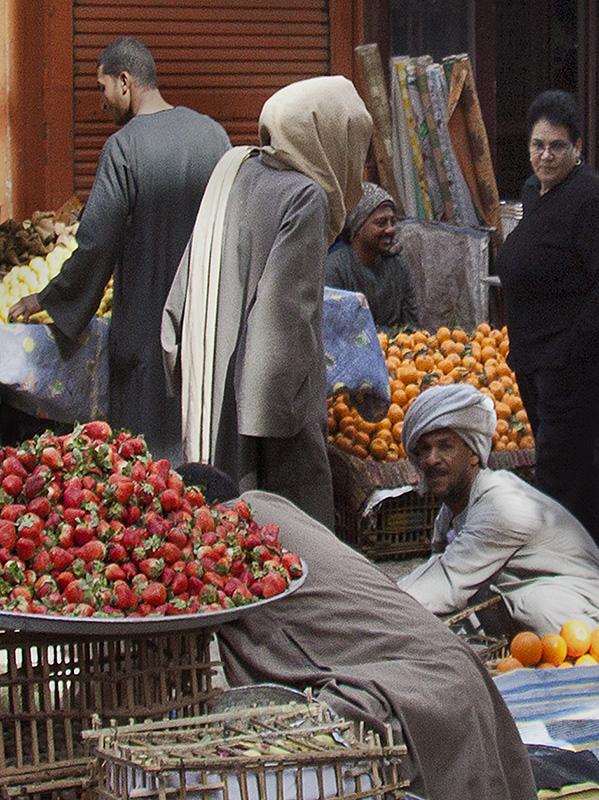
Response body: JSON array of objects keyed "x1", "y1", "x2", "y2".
[{"x1": 529, "y1": 139, "x2": 572, "y2": 157}]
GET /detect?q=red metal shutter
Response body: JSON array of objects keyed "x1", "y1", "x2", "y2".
[{"x1": 73, "y1": 0, "x2": 331, "y2": 199}]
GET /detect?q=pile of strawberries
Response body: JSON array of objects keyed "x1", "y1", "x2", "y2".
[{"x1": 0, "y1": 421, "x2": 302, "y2": 619}]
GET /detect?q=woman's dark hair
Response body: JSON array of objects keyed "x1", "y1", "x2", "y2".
[
  {"x1": 526, "y1": 90, "x2": 582, "y2": 144},
  {"x1": 97, "y1": 37, "x2": 157, "y2": 89}
]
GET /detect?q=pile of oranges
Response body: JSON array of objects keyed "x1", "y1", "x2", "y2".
[
  {"x1": 327, "y1": 323, "x2": 534, "y2": 462},
  {"x1": 496, "y1": 620, "x2": 599, "y2": 672}
]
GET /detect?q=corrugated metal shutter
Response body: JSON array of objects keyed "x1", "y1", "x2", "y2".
[{"x1": 73, "y1": 0, "x2": 331, "y2": 198}]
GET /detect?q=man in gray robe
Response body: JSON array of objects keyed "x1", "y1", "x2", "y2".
[
  {"x1": 326, "y1": 182, "x2": 420, "y2": 332},
  {"x1": 398, "y1": 383, "x2": 599, "y2": 636},
  {"x1": 205, "y1": 480, "x2": 537, "y2": 800},
  {"x1": 9, "y1": 37, "x2": 230, "y2": 462},
  {"x1": 165, "y1": 77, "x2": 373, "y2": 530}
]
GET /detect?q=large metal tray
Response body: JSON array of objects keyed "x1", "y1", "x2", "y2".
[{"x1": 0, "y1": 559, "x2": 307, "y2": 637}]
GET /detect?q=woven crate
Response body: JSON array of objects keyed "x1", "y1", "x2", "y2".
[
  {"x1": 85, "y1": 700, "x2": 408, "y2": 800},
  {"x1": 0, "y1": 628, "x2": 219, "y2": 799},
  {"x1": 334, "y1": 489, "x2": 437, "y2": 560}
]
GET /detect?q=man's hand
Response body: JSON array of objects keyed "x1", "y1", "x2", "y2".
[{"x1": 8, "y1": 294, "x2": 41, "y2": 323}]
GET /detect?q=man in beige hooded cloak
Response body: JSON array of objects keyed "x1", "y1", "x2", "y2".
[{"x1": 163, "y1": 76, "x2": 373, "y2": 528}]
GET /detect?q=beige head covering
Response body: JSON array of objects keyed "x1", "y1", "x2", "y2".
[
  {"x1": 259, "y1": 76, "x2": 373, "y2": 245},
  {"x1": 402, "y1": 384, "x2": 497, "y2": 468}
]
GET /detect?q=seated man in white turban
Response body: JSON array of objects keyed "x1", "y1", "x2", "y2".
[{"x1": 398, "y1": 383, "x2": 599, "y2": 636}]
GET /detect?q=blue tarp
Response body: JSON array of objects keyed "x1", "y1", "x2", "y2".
[{"x1": 0, "y1": 288, "x2": 390, "y2": 426}]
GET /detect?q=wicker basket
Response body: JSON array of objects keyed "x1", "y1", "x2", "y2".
[
  {"x1": 0, "y1": 628, "x2": 219, "y2": 799},
  {"x1": 334, "y1": 489, "x2": 438, "y2": 560},
  {"x1": 328, "y1": 445, "x2": 536, "y2": 561},
  {"x1": 85, "y1": 700, "x2": 408, "y2": 800}
]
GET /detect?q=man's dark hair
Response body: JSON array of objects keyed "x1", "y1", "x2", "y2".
[
  {"x1": 175, "y1": 463, "x2": 240, "y2": 504},
  {"x1": 526, "y1": 89, "x2": 582, "y2": 144},
  {"x1": 97, "y1": 37, "x2": 158, "y2": 88}
]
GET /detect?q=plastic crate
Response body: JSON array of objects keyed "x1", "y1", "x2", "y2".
[
  {"x1": 0, "y1": 628, "x2": 219, "y2": 799},
  {"x1": 85, "y1": 700, "x2": 408, "y2": 800},
  {"x1": 334, "y1": 489, "x2": 438, "y2": 560}
]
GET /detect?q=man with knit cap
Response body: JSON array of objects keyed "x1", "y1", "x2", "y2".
[
  {"x1": 398, "y1": 383, "x2": 599, "y2": 636},
  {"x1": 325, "y1": 182, "x2": 420, "y2": 332}
]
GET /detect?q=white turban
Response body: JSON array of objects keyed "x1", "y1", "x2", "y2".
[{"x1": 402, "y1": 384, "x2": 497, "y2": 468}]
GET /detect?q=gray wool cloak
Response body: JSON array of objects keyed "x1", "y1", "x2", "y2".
[
  {"x1": 217, "y1": 490, "x2": 537, "y2": 800},
  {"x1": 210, "y1": 155, "x2": 335, "y2": 529}
]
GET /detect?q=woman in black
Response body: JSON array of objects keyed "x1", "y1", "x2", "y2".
[{"x1": 496, "y1": 90, "x2": 599, "y2": 541}]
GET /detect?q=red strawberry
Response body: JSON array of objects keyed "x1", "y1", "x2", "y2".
[
  {"x1": 2, "y1": 456, "x2": 27, "y2": 479},
  {"x1": 125, "y1": 506, "x2": 141, "y2": 526},
  {"x1": 146, "y1": 515, "x2": 168, "y2": 538},
  {"x1": 113, "y1": 581, "x2": 139, "y2": 610},
  {"x1": 168, "y1": 527, "x2": 189, "y2": 550},
  {"x1": 185, "y1": 487, "x2": 204, "y2": 508},
  {"x1": 74, "y1": 525, "x2": 95, "y2": 546},
  {"x1": 187, "y1": 576, "x2": 204, "y2": 595},
  {"x1": 17, "y1": 450, "x2": 36, "y2": 473},
  {"x1": 203, "y1": 571, "x2": 225, "y2": 589},
  {"x1": 23, "y1": 474, "x2": 45, "y2": 499},
  {"x1": 121, "y1": 561, "x2": 138, "y2": 580},
  {"x1": 139, "y1": 558, "x2": 164, "y2": 579},
  {"x1": 56, "y1": 571, "x2": 75, "y2": 591},
  {"x1": 232, "y1": 584, "x2": 253, "y2": 603},
  {"x1": 147, "y1": 473, "x2": 166, "y2": 494},
  {"x1": 2, "y1": 474, "x2": 23, "y2": 497},
  {"x1": 157, "y1": 542, "x2": 182, "y2": 565},
  {"x1": 141, "y1": 582, "x2": 167, "y2": 607},
  {"x1": 107, "y1": 474, "x2": 133, "y2": 504},
  {"x1": 131, "y1": 460, "x2": 147, "y2": 482},
  {"x1": 262, "y1": 572, "x2": 288, "y2": 598},
  {"x1": 79, "y1": 539, "x2": 106, "y2": 563},
  {"x1": 234, "y1": 500, "x2": 252, "y2": 521},
  {"x1": 150, "y1": 459, "x2": 171, "y2": 482},
  {"x1": 32, "y1": 549, "x2": 52, "y2": 574},
  {"x1": 19, "y1": 514, "x2": 44, "y2": 541},
  {"x1": 0, "y1": 520, "x2": 16, "y2": 550},
  {"x1": 49, "y1": 547, "x2": 74, "y2": 572},
  {"x1": 121, "y1": 528, "x2": 141, "y2": 551},
  {"x1": 40, "y1": 447, "x2": 63, "y2": 470},
  {"x1": 170, "y1": 572, "x2": 188, "y2": 595},
  {"x1": 160, "y1": 488, "x2": 182, "y2": 512},
  {"x1": 57, "y1": 524, "x2": 75, "y2": 549},
  {"x1": 1, "y1": 504, "x2": 26, "y2": 521},
  {"x1": 107, "y1": 542, "x2": 127, "y2": 563},
  {"x1": 104, "y1": 563, "x2": 126, "y2": 582},
  {"x1": 63, "y1": 486, "x2": 83, "y2": 509},
  {"x1": 167, "y1": 472, "x2": 184, "y2": 494},
  {"x1": 83, "y1": 420, "x2": 112, "y2": 441},
  {"x1": 282, "y1": 552, "x2": 303, "y2": 578},
  {"x1": 27, "y1": 496, "x2": 51, "y2": 519},
  {"x1": 63, "y1": 580, "x2": 85, "y2": 604},
  {"x1": 16, "y1": 537, "x2": 36, "y2": 561}
]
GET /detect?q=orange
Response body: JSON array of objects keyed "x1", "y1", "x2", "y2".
[
  {"x1": 354, "y1": 430, "x2": 371, "y2": 449},
  {"x1": 398, "y1": 362, "x2": 419, "y2": 385},
  {"x1": 369, "y1": 438, "x2": 388, "y2": 461},
  {"x1": 392, "y1": 422, "x2": 403, "y2": 443},
  {"x1": 495, "y1": 401, "x2": 511, "y2": 421},
  {"x1": 387, "y1": 403, "x2": 404, "y2": 424},
  {"x1": 351, "y1": 444, "x2": 368, "y2": 459},
  {"x1": 452, "y1": 328, "x2": 468, "y2": 344},
  {"x1": 436, "y1": 326, "x2": 451, "y2": 343},
  {"x1": 510, "y1": 631, "x2": 543, "y2": 666},
  {"x1": 415, "y1": 352, "x2": 435, "y2": 372},
  {"x1": 477, "y1": 322, "x2": 491, "y2": 336},
  {"x1": 496, "y1": 656, "x2": 523, "y2": 673},
  {"x1": 481, "y1": 345, "x2": 497, "y2": 362},
  {"x1": 520, "y1": 434, "x2": 535, "y2": 450},
  {"x1": 387, "y1": 344, "x2": 401, "y2": 359},
  {"x1": 561, "y1": 620, "x2": 592, "y2": 658},
  {"x1": 392, "y1": 388, "x2": 408, "y2": 407},
  {"x1": 333, "y1": 402, "x2": 350, "y2": 421},
  {"x1": 575, "y1": 654, "x2": 598, "y2": 667},
  {"x1": 587, "y1": 628, "x2": 599, "y2": 662},
  {"x1": 488, "y1": 380, "x2": 504, "y2": 400},
  {"x1": 538, "y1": 662, "x2": 556, "y2": 669},
  {"x1": 405, "y1": 384, "x2": 420, "y2": 400},
  {"x1": 496, "y1": 419, "x2": 509, "y2": 436},
  {"x1": 541, "y1": 633, "x2": 568, "y2": 666},
  {"x1": 334, "y1": 435, "x2": 353, "y2": 453}
]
